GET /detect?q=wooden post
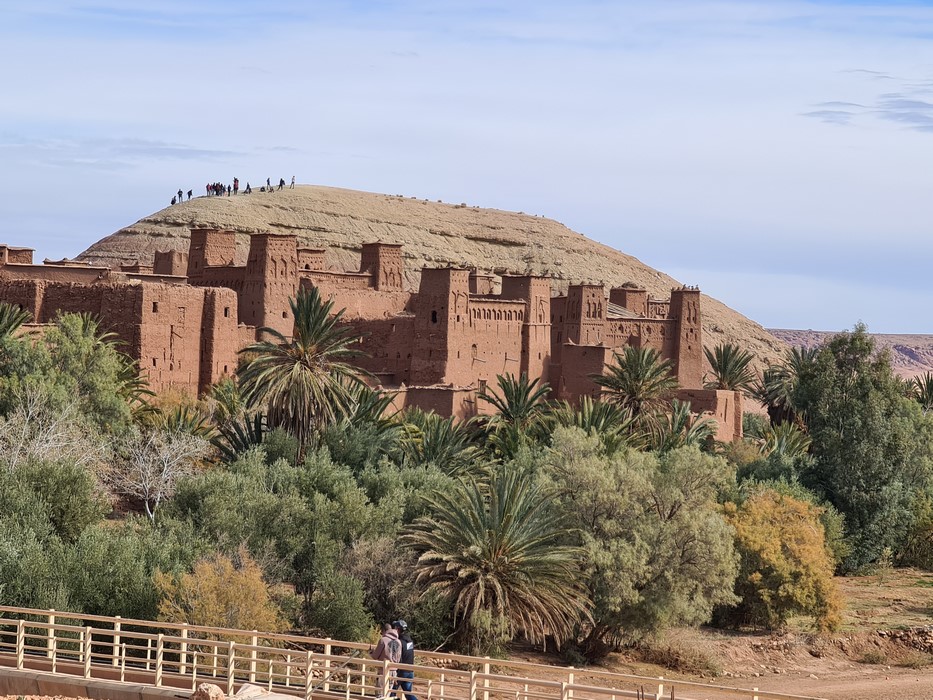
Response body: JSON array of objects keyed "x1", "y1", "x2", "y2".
[
  {"x1": 120, "y1": 643, "x2": 127, "y2": 683},
  {"x1": 249, "y1": 631, "x2": 258, "y2": 683},
  {"x1": 656, "y1": 678, "x2": 664, "y2": 700},
  {"x1": 155, "y1": 633, "x2": 165, "y2": 687},
  {"x1": 304, "y1": 650, "x2": 313, "y2": 700},
  {"x1": 47, "y1": 609, "x2": 55, "y2": 660},
  {"x1": 15, "y1": 620, "x2": 24, "y2": 670},
  {"x1": 227, "y1": 641, "x2": 236, "y2": 697},
  {"x1": 192, "y1": 650, "x2": 199, "y2": 691},
  {"x1": 180, "y1": 624, "x2": 189, "y2": 675},
  {"x1": 112, "y1": 616, "x2": 121, "y2": 668},
  {"x1": 439, "y1": 672, "x2": 445, "y2": 700},
  {"x1": 470, "y1": 670, "x2": 478, "y2": 700},
  {"x1": 286, "y1": 653, "x2": 292, "y2": 687},
  {"x1": 561, "y1": 682, "x2": 569, "y2": 700},
  {"x1": 753, "y1": 689, "x2": 759, "y2": 700},
  {"x1": 482, "y1": 657, "x2": 491, "y2": 700},
  {"x1": 324, "y1": 639, "x2": 332, "y2": 693},
  {"x1": 212, "y1": 641, "x2": 218, "y2": 677},
  {"x1": 383, "y1": 659, "x2": 391, "y2": 699},
  {"x1": 567, "y1": 669, "x2": 575, "y2": 700},
  {"x1": 84, "y1": 626, "x2": 93, "y2": 678},
  {"x1": 146, "y1": 636, "x2": 153, "y2": 671}
]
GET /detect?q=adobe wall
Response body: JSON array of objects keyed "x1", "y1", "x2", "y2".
[
  {"x1": 0, "y1": 277, "x2": 237, "y2": 395},
  {"x1": 669, "y1": 288, "x2": 703, "y2": 388},
  {"x1": 297, "y1": 248, "x2": 326, "y2": 271},
  {"x1": 675, "y1": 388, "x2": 743, "y2": 442},
  {"x1": 187, "y1": 229, "x2": 236, "y2": 278},
  {"x1": 0, "y1": 263, "x2": 124, "y2": 285},
  {"x1": 0, "y1": 246, "x2": 34, "y2": 265},
  {"x1": 555, "y1": 344, "x2": 610, "y2": 403},
  {"x1": 241, "y1": 233, "x2": 298, "y2": 336},
  {"x1": 462, "y1": 298, "x2": 525, "y2": 384},
  {"x1": 313, "y1": 286, "x2": 413, "y2": 320},
  {"x1": 410, "y1": 268, "x2": 470, "y2": 385},
  {"x1": 360, "y1": 242, "x2": 404, "y2": 291},
  {"x1": 403, "y1": 386, "x2": 480, "y2": 422},
  {"x1": 301, "y1": 270, "x2": 374, "y2": 291},
  {"x1": 604, "y1": 318, "x2": 677, "y2": 357},
  {"x1": 344, "y1": 315, "x2": 416, "y2": 386},
  {"x1": 501, "y1": 275, "x2": 551, "y2": 384}
]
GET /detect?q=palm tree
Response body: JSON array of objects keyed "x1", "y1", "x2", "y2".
[
  {"x1": 238, "y1": 287, "x2": 365, "y2": 453},
  {"x1": 548, "y1": 396, "x2": 641, "y2": 454},
  {"x1": 752, "y1": 346, "x2": 817, "y2": 426},
  {"x1": 704, "y1": 342, "x2": 756, "y2": 393},
  {"x1": 761, "y1": 421, "x2": 811, "y2": 460},
  {"x1": 401, "y1": 408, "x2": 480, "y2": 476},
  {"x1": 913, "y1": 372, "x2": 933, "y2": 412},
  {"x1": 592, "y1": 346, "x2": 679, "y2": 424},
  {"x1": 0, "y1": 301, "x2": 31, "y2": 338},
  {"x1": 649, "y1": 399, "x2": 718, "y2": 452},
  {"x1": 478, "y1": 373, "x2": 551, "y2": 458},
  {"x1": 403, "y1": 467, "x2": 588, "y2": 652}
]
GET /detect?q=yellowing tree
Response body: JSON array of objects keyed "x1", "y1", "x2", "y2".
[
  {"x1": 723, "y1": 489, "x2": 842, "y2": 632},
  {"x1": 155, "y1": 548, "x2": 285, "y2": 633}
]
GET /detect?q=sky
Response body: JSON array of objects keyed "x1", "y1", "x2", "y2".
[{"x1": 3, "y1": 1, "x2": 933, "y2": 333}]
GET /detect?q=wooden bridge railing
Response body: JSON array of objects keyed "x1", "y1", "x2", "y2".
[{"x1": 0, "y1": 606, "x2": 825, "y2": 700}]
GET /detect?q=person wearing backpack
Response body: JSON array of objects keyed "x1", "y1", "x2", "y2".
[
  {"x1": 369, "y1": 622, "x2": 400, "y2": 697},
  {"x1": 392, "y1": 620, "x2": 418, "y2": 700}
]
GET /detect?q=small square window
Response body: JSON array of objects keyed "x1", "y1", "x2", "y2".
[{"x1": 152, "y1": 302, "x2": 159, "y2": 313}]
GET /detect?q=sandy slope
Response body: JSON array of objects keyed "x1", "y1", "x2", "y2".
[{"x1": 78, "y1": 185, "x2": 786, "y2": 371}]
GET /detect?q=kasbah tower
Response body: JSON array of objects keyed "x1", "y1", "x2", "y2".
[{"x1": 0, "y1": 224, "x2": 741, "y2": 441}]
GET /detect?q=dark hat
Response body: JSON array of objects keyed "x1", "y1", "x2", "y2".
[{"x1": 392, "y1": 619, "x2": 408, "y2": 632}]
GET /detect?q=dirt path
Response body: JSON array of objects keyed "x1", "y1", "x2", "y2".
[{"x1": 750, "y1": 667, "x2": 933, "y2": 699}]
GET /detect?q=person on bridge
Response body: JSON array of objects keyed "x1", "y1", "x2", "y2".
[
  {"x1": 392, "y1": 620, "x2": 418, "y2": 700},
  {"x1": 370, "y1": 622, "x2": 401, "y2": 697}
]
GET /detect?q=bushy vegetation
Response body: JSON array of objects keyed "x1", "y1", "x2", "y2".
[{"x1": 6, "y1": 299, "x2": 933, "y2": 666}]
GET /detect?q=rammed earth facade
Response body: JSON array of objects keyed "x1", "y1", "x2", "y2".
[{"x1": 0, "y1": 233, "x2": 742, "y2": 440}]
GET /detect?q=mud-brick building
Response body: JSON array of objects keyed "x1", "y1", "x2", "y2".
[
  {"x1": 0, "y1": 244, "x2": 241, "y2": 394},
  {"x1": 0, "y1": 232, "x2": 742, "y2": 441}
]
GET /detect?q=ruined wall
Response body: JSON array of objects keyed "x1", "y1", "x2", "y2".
[
  {"x1": 301, "y1": 270, "x2": 373, "y2": 291},
  {"x1": 187, "y1": 229, "x2": 236, "y2": 279},
  {"x1": 609, "y1": 287, "x2": 647, "y2": 316},
  {"x1": 154, "y1": 250, "x2": 189, "y2": 276},
  {"x1": 469, "y1": 271, "x2": 496, "y2": 295}
]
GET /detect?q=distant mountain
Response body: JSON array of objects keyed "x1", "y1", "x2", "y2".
[
  {"x1": 79, "y1": 184, "x2": 788, "y2": 369},
  {"x1": 769, "y1": 329, "x2": 933, "y2": 379}
]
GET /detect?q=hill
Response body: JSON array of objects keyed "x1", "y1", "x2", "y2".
[
  {"x1": 769, "y1": 329, "x2": 933, "y2": 379},
  {"x1": 79, "y1": 184, "x2": 787, "y2": 368}
]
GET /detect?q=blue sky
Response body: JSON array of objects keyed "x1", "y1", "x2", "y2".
[{"x1": 3, "y1": 1, "x2": 933, "y2": 332}]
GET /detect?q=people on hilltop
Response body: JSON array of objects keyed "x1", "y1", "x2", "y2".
[
  {"x1": 290, "y1": 175, "x2": 295, "y2": 189},
  {"x1": 278, "y1": 177, "x2": 285, "y2": 191},
  {"x1": 369, "y1": 622, "x2": 401, "y2": 695},
  {"x1": 244, "y1": 182, "x2": 252, "y2": 194},
  {"x1": 177, "y1": 188, "x2": 183, "y2": 203},
  {"x1": 187, "y1": 190, "x2": 193, "y2": 201},
  {"x1": 233, "y1": 178, "x2": 239, "y2": 195},
  {"x1": 171, "y1": 196, "x2": 177, "y2": 205}
]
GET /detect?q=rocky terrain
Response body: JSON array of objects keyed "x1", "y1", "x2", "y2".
[
  {"x1": 769, "y1": 329, "x2": 933, "y2": 379},
  {"x1": 78, "y1": 185, "x2": 787, "y2": 370}
]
